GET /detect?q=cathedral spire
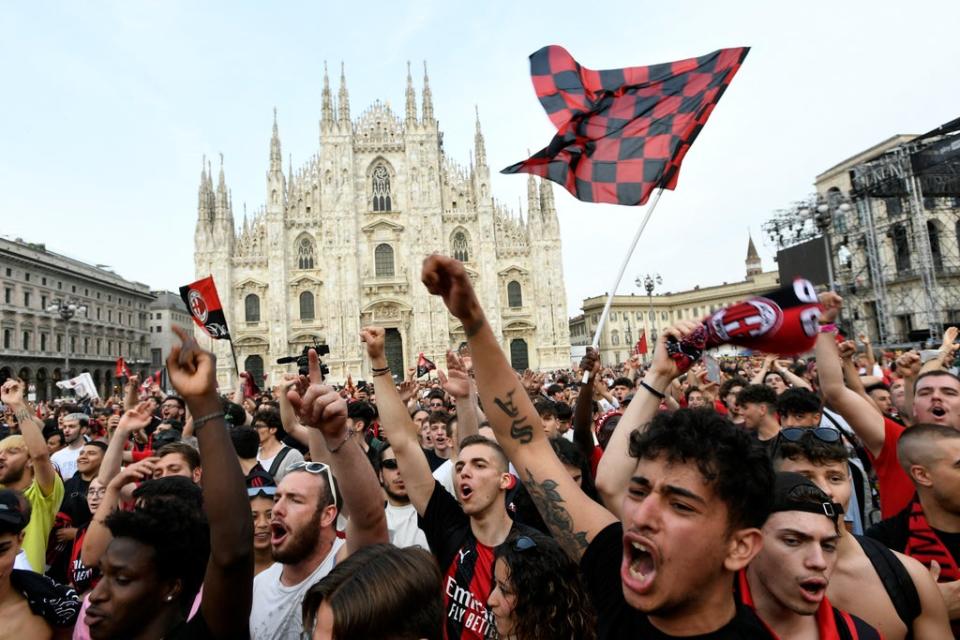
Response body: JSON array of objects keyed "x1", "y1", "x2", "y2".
[
  {"x1": 421, "y1": 61, "x2": 434, "y2": 124},
  {"x1": 405, "y1": 61, "x2": 417, "y2": 125},
  {"x1": 526, "y1": 149, "x2": 541, "y2": 218},
  {"x1": 198, "y1": 155, "x2": 213, "y2": 222},
  {"x1": 746, "y1": 233, "x2": 762, "y2": 277},
  {"x1": 474, "y1": 105, "x2": 487, "y2": 168},
  {"x1": 338, "y1": 62, "x2": 350, "y2": 125},
  {"x1": 539, "y1": 177, "x2": 555, "y2": 214},
  {"x1": 269, "y1": 107, "x2": 282, "y2": 173},
  {"x1": 217, "y1": 153, "x2": 226, "y2": 196},
  {"x1": 321, "y1": 61, "x2": 334, "y2": 127}
]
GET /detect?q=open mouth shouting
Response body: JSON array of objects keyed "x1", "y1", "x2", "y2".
[
  {"x1": 929, "y1": 405, "x2": 947, "y2": 420},
  {"x1": 798, "y1": 577, "x2": 828, "y2": 604},
  {"x1": 459, "y1": 483, "x2": 474, "y2": 502},
  {"x1": 270, "y1": 520, "x2": 289, "y2": 547},
  {"x1": 621, "y1": 535, "x2": 658, "y2": 596}
]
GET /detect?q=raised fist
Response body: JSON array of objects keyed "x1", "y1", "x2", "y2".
[{"x1": 421, "y1": 255, "x2": 481, "y2": 323}]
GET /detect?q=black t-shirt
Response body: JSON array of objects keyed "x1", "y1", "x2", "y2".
[
  {"x1": 166, "y1": 611, "x2": 216, "y2": 640},
  {"x1": 580, "y1": 522, "x2": 773, "y2": 639},
  {"x1": 61, "y1": 472, "x2": 93, "y2": 525},
  {"x1": 866, "y1": 505, "x2": 960, "y2": 566},
  {"x1": 423, "y1": 447, "x2": 448, "y2": 472},
  {"x1": 418, "y1": 480, "x2": 534, "y2": 640}
]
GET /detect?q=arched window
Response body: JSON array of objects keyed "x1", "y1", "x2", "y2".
[
  {"x1": 299, "y1": 291, "x2": 315, "y2": 320},
  {"x1": 611, "y1": 330, "x2": 620, "y2": 346},
  {"x1": 928, "y1": 221, "x2": 943, "y2": 271},
  {"x1": 892, "y1": 224, "x2": 911, "y2": 275},
  {"x1": 375, "y1": 244, "x2": 395, "y2": 277},
  {"x1": 452, "y1": 231, "x2": 469, "y2": 262},
  {"x1": 507, "y1": 281, "x2": 522, "y2": 308},
  {"x1": 245, "y1": 294, "x2": 260, "y2": 322},
  {"x1": 244, "y1": 355, "x2": 264, "y2": 387},
  {"x1": 371, "y1": 164, "x2": 392, "y2": 212},
  {"x1": 510, "y1": 339, "x2": 529, "y2": 371},
  {"x1": 297, "y1": 237, "x2": 315, "y2": 270}
]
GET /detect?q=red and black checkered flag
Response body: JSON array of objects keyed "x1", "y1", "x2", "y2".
[{"x1": 502, "y1": 46, "x2": 749, "y2": 206}]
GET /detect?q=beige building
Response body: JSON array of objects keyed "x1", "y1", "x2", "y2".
[
  {"x1": 0, "y1": 237, "x2": 154, "y2": 400},
  {"x1": 570, "y1": 237, "x2": 779, "y2": 364},
  {"x1": 813, "y1": 123, "x2": 960, "y2": 346},
  {"x1": 194, "y1": 64, "x2": 570, "y2": 385},
  {"x1": 147, "y1": 291, "x2": 196, "y2": 372}
]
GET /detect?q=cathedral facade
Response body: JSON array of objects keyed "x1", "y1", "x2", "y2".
[{"x1": 194, "y1": 64, "x2": 570, "y2": 385}]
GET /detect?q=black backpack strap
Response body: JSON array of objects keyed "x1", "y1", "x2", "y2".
[
  {"x1": 268, "y1": 446, "x2": 292, "y2": 478},
  {"x1": 856, "y1": 534, "x2": 921, "y2": 630}
]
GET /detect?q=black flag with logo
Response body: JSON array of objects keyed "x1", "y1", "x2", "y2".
[
  {"x1": 416, "y1": 352, "x2": 436, "y2": 379},
  {"x1": 179, "y1": 276, "x2": 232, "y2": 340}
]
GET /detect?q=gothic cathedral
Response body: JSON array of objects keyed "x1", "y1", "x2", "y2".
[{"x1": 194, "y1": 63, "x2": 571, "y2": 385}]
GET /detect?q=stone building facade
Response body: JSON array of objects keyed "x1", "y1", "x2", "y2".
[
  {"x1": 0, "y1": 237, "x2": 154, "y2": 400},
  {"x1": 570, "y1": 237, "x2": 779, "y2": 364},
  {"x1": 194, "y1": 64, "x2": 570, "y2": 385},
  {"x1": 147, "y1": 291, "x2": 195, "y2": 370}
]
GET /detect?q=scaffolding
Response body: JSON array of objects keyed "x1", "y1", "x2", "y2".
[{"x1": 766, "y1": 117, "x2": 960, "y2": 347}]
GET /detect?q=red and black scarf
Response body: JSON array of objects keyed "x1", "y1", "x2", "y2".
[{"x1": 905, "y1": 498, "x2": 960, "y2": 581}]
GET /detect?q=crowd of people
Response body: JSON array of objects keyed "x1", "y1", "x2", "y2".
[{"x1": 2, "y1": 255, "x2": 960, "y2": 638}]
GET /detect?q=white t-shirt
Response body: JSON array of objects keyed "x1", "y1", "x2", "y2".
[
  {"x1": 51, "y1": 445, "x2": 83, "y2": 480},
  {"x1": 385, "y1": 502, "x2": 429, "y2": 550},
  {"x1": 432, "y1": 459, "x2": 456, "y2": 498},
  {"x1": 257, "y1": 446, "x2": 304, "y2": 483},
  {"x1": 249, "y1": 536, "x2": 346, "y2": 640}
]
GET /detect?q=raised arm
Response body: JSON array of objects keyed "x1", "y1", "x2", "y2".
[
  {"x1": 287, "y1": 346, "x2": 388, "y2": 555},
  {"x1": 815, "y1": 293, "x2": 886, "y2": 457},
  {"x1": 858, "y1": 333, "x2": 877, "y2": 373},
  {"x1": 360, "y1": 327, "x2": 437, "y2": 515},
  {"x1": 422, "y1": 256, "x2": 615, "y2": 560},
  {"x1": 97, "y1": 402, "x2": 151, "y2": 486},
  {"x1": 595, "y1": 322, "x2": 694, "y2": 518},
  {"x1": 751, "y1": 355, "x2": 775, "y2": 385},
  {"x1": 122, "y1": 375, "x2": 140, "y2": 412},
  {"x1": 572, "y1": 350, "x2": 600, "y2": 463},
  {"x1": 166, "y1": 326, "x2": 252, "y2": 639},
  {"x1": 438, "y1": 350, "x2": 478, "y2": 452},
  {"x1": 1, "y1": 379, "x2": 57, "y2": 495},
  {"x1": 773, "y1": 359, "x2": 813, "y2": 391}
]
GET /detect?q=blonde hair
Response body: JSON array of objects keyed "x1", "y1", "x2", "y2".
[{"x1": 0, "y1": 435, "x2": 26, "y2": 452}]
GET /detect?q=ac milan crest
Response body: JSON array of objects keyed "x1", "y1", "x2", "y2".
[{"x1": 179, "y1": 276, "x2": 231, "y2": 341}]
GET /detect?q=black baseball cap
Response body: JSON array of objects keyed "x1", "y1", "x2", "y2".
[
  {"x1": 771, "y1": 472, "x2": 843, "y2": 523},
  {"x1": 0, "y1": 490, "x2": 28, "y2": 533}
]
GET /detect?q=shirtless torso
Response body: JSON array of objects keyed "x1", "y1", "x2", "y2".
[
  {"x1": 0, "y1": 592, "x2": 52, "y2": 640},
  {"x1": 828, "y1": 532, "x2": 950, "y2": 640}
]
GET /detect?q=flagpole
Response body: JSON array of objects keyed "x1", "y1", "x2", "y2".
[
  {"x1": 229, "y1": 340, "x2": 241, "y2": 383},
  {"x1": 582, "y1": 187, "x2": 665, "y2": 384}
]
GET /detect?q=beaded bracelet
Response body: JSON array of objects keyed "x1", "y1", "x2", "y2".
[{"x1": 193, "y1": 411, "x2": 225, "y2": 432}]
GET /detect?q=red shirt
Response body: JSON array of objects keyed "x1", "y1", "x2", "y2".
[{"x1": 868, "y1": 417, "x2": 915, "y2": 519}]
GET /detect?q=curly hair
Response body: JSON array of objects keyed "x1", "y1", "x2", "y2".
[
  {"x1": 493, "y1": 531, "x2": 596, "y2": 640},
  {"x1": 105, "y1": 498, "x2": 209, "y2": 611},
  {"x1": 629, "y1": 408, "x2": 774, "y2": 530}
]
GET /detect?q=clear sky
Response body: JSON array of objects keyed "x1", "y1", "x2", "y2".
[{"x1": 2, "y1": 1, "x2": 959, "y2": 318}]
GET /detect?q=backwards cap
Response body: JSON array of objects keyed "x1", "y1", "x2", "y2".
[{"x1": 771, "y1": 471, "x2": 843, "y2": 524}]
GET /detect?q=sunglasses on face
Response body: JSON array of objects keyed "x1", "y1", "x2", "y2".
[
  {"x1": 285, "y1": 461, "x2": 338, "y2": 509},
  {"x1": 779, "y1": 427, "x2": 841, "y2": 443},
  {"x1": 380, "y1": 458, "x2": 399, "y2": 470}
]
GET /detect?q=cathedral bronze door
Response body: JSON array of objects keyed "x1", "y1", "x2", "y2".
[{"x1": 385, "y1": 328, "x2": 404, "y2": 377}]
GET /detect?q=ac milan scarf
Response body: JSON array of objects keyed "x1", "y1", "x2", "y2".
[
  {"x1": 905, "y1": 498, "x2": 960, "y2": 581},
  {"x1": 666, "y1": 278, "x2": 823, "y2": 372}
]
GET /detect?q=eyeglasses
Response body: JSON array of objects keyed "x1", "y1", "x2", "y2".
[
  {"x1": 247, "y1": 486, "x2": 277, "y2": 498},
  {"x1": 285, "y1": 462, "x2": 338, "y2": 509},
  {"x1": 780, "y1": 427, "x2": 841, "y2": 443},
  {"x1": 513, "y1": 536, "x2": 537, "y2": 552},
  {"x1": 87, "y1": 488, "x2": 107, "y2": 498}
]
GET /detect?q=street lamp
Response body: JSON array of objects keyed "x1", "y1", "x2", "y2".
[
  {"x1": 635, "y1": 273, "x2": 662, "y2": 347},
  {"x1": 46, "y1": 299, "x2": 87, "y2": 377}
]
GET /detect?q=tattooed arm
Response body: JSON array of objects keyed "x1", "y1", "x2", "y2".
[{"x1": 422, "y1": 256, "x2": 616, "y2": 560}]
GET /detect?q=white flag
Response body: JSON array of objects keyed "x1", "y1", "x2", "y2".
[{"x1": 56, "y1": 372, "x2": 100, "y2": 400}]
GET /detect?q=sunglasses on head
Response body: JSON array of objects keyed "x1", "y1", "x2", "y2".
[
  {"x1": 380, "y1": 458, "x2": 399, "y2": 470},
  {"x1": 779, "y1": 427, "x2": 841, "y2": 443},
  {"x1": 513, "y1": 536, "x2": 537, "y2": 552},
  {"x1": 247, "y1": 486, "x2": 277, "y2": 498},
  {"x1": 285, "y1": 461, "x2": 338, "y2": 509}
]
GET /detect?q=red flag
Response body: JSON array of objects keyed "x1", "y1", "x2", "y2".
[
  {"x1": 115, "y1": 357, "x2": 131, "y2": 379},
  {"x1": 416, "y1": 353, "x2": 437, "y2": 379},
  {"x1": 502, "y1": 46, "x2": 749, "y2": 205},
  {"x1": 179, "y1": 276, "x2": 232, "y2": 340},
  {"x1": 636, "y1": 331, "x2": 648, "y2": 355},
  {"x1": 240, "y1": 371, "x2": 261, "y2": 398},
  {"x1": 140, "y1": 371, "x2": 162, "y2": 394}
]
